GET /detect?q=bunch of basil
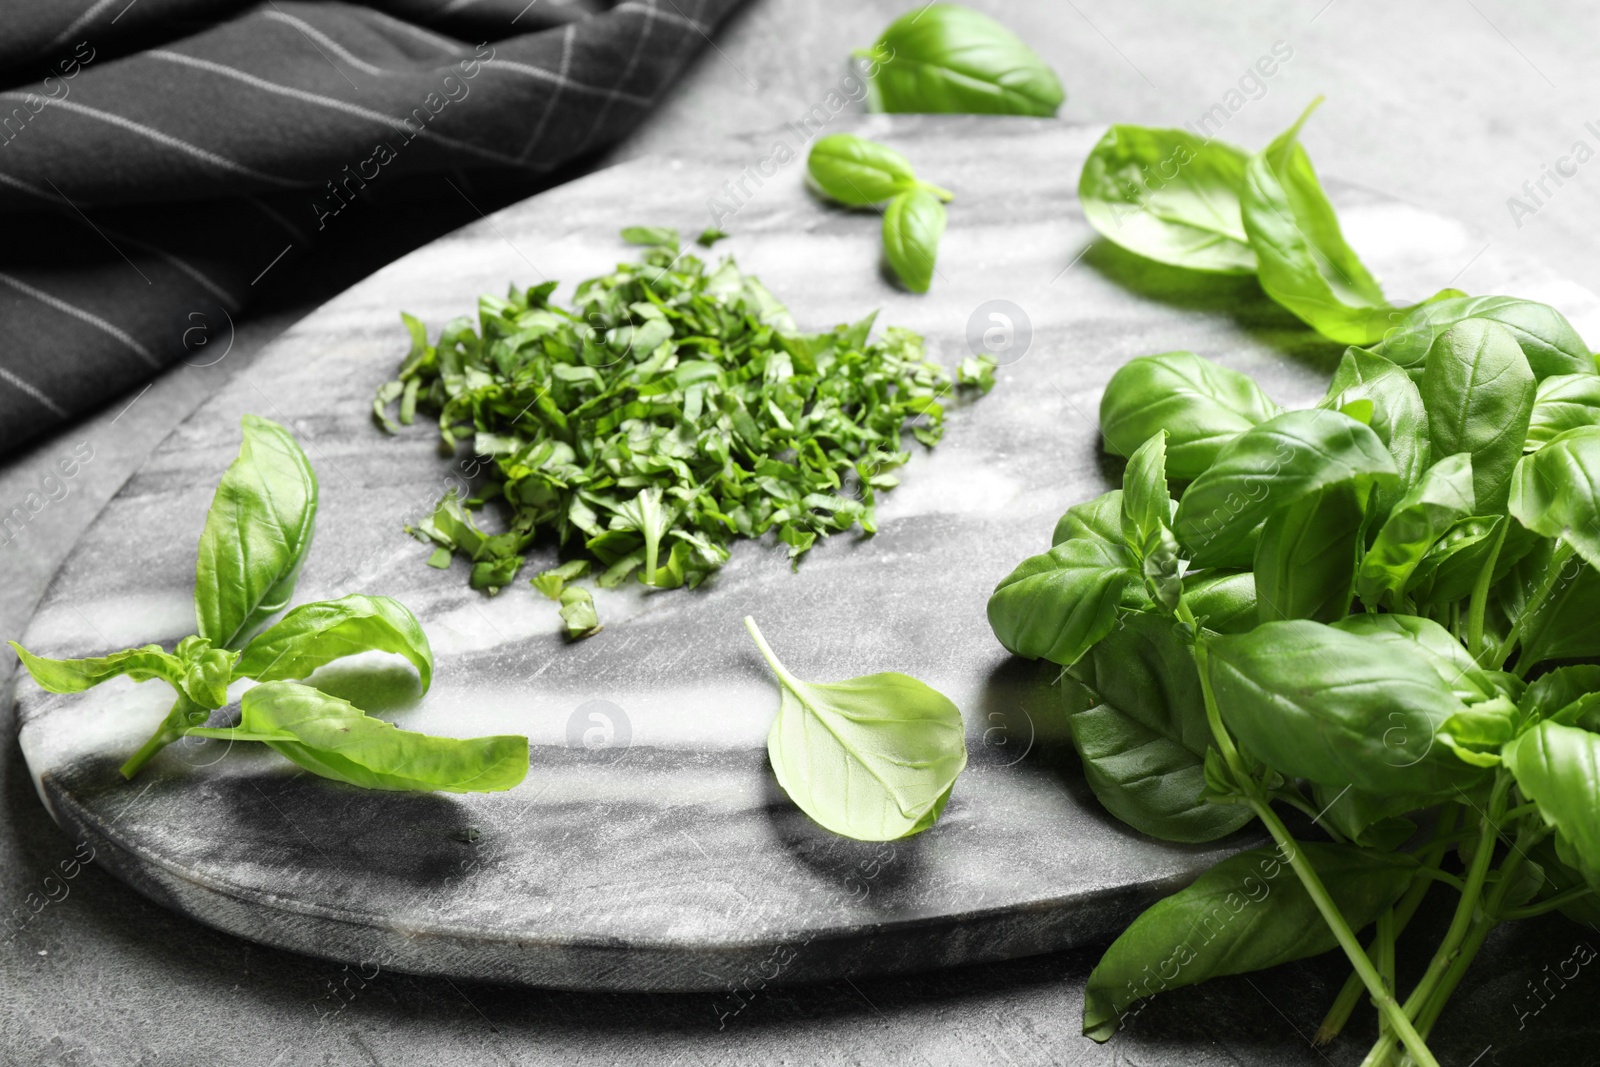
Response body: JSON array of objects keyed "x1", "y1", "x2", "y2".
[
  {"x1": 12, "y1": 416, "x2": 528, "y2": 793},
  {"x1": 989, "y1": 280, "x2": 1600, "y2": 1062}
]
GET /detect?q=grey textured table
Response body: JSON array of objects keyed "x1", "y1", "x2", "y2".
[{"x1": 8, "y1": 2, "x2": 1600, "y2": 1064}]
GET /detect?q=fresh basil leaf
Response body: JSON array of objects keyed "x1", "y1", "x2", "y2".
[
  {"x1": 882, "y1": 187, "x2": 946, "y2": 293},
  {"x1": 1421, "y1": 318, "x2": 1536, "y2": 513},
  {"x1": 1120, "y1": 431, "x2": 1173, "y2": 554},
  {"x1": 1527, "y1": 373, "x2": 1600, "y2": 450},
  {"x1": 695, "y1": 228, "x2": 728, "y2": 248},
  {"x1": 1181, "y1": 571, "x2": 1258, "y2": 635},
  {"x1": 530, "y1": 559, "x2": 591, "y2": 600},
  {"x1": 1172, "y1": 409, "x2": 1399, "y2": 568},
  {"x1": 1407, "y1": 514, "x2": 1505, "y2": 604},
  {"x1": 234, "y1": 594, "x2": 433, "y2": 691},
  {"x1": 807, "y1": 133, "x2": 929, "y2": 206},
  {"x1": 857, "y1": 4, "x2": 1064, "y2": 117},
  {"x1": 1051, "y1": 489, "x2": 1124, "y2": 547},
  {"x1": 1509, "y1": 425, "x2": 1600, "y2": 570},
  {"x1": 9, "y1": 642, "x2": 181, "y2": 693},
  {"x1": 1503, "y1": 721, "x2": 1600, "y2": 890},
  {"x1": 1082, "y1": 842, "x2": 1415, "y2": 1041},
  {"x1": 1502, "y1": 536, "x2": 1600, "y2": 667},
  {"x1": 1253, "y1": 482, "x2": 1365, "y2": 623},
  {"x1": 558, "y1": 586, "x2": 602, "y2": 640},
  {"x1": 1329, "y1": 613, "x2": 1500, "y2": 705},
  {"x1": 1520, "y1": 666, "x2": 1600, "y2": 728},
  {"x1": 1355, "y1": 452, "x2": 1475, "y2": 610},
  {"x1": 173, "y1": 635, "x2": 239, "y2": 709},
  {"x1": 988, "y1": 537, "x2": 1138, "y2": 667},
  {"x1": 188, "y1": 681, "x2": 528, "y2": 793},
  {"x1": 1099, "y1": 351, "x2": 1281, "y2": 480},
  {"x1": 620, "y1": 226, "x2": 679, "y2": 250},
  {"x1": 745, "y1": 617, "x2": 967, "y2": 841},
  {"x1": 1208, "y1": 620, "x2": 1481, "y2": 795},
  {"x1": 1066, "y1": 613, "x2": 1253, "y2": 843},
  {"x1": 194, "y1": 415, "x2": 319, "y2": 650},
  {"x1": 1372, "y1": 294, "x2": 1593, "y2": 382},
  {"x1": 1318, "y1": 346, "x2": 1431, "y2": 499},
  {"x1": 1437, "y1": 696, "x2": 1519, "y2": 768},
  {"x1": 1078, "y1": 126, "x2": 1256, "y2": 273},
  {"x1": 1310, "y1": 784, "x2": 1424, "y2": 850}
]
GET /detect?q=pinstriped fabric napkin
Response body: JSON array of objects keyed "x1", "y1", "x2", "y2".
[{"x1": 0, "y1": 0, "x2": 742, "y2": 452}]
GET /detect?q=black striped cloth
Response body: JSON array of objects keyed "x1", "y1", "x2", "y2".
[{"x1": 0, "y1": 0, "x2": 742, "y2": 452}]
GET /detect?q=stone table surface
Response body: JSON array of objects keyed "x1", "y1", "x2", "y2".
[{"x1": 8, "y1": 1, "x2": 1600, "y2": 1064}]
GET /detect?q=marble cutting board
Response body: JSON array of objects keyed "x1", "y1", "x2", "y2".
[{"x1": 13, "y1": 115, "x2": 1600, "y2": 992}]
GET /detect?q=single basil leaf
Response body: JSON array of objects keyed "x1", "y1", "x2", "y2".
[
  {"x1": 745, "y1": 617, "x2": 967, "y2": 841},
  {"x1": 1181, "y1": 571, "x2": 1258, "y2": 635},
  {"x1": 558, "y1": 586, "x2": 602, "y2": 640},
  {"x1": 1208, "y1": 620, "x2": 1481, "y2": 795},
  {"x1": 1504, "y1": 721, "x2": 1600, "y2": 890},
  {"x1": 882, "y1": 187, "x2": 946, "y2": 293},
  {"x1": 1066, "y1": 613, "x2": 1253, "y2": 843},
  {"x1": 858, "y1": 4, "x2": 1064, "y2": 117},
  {"x1": 1253, "y1": 482, "x2": 1365, "y2": 624},
  {"x1": 1421, "y1": 318, "x2": 1536, "y2": 513},
  {"x1": 1438, "y1": 696, "x2": 1519, "y2": 768},
  {"x1": 1078, "y1": 126, "x2": 1255, "y2": 273},
  {"x1": 987, "y1": 537, "x2": 1138, "y2": 667},
  {"x1": 1329, "y1": 613, "x2": 1500, "y2": 705},
  {"x1": 1082, "y1": 842, "x2": 1415, "y2": 1041},
  {"x1": 1310, "y1": 784, "x2": 1424, "y2": 850},
  {"x1": 1100, "y1": 352, "x2": 1281, "y2": 480},
  {"x1": 9, "y1": 641, "x2": 181, "y2": 693},
  {"x1": 1120, "y1": 431, "x2": 1172, "y2": 554},
  {"x1": 195, "y1": 415, "x2": 319, "y2": 650},
  {"x1": 1510, "y1": 425, "x2": 1600, "y2": 570},
  {"x1": 530, "y1": 559, "x2": 591, "y2": 600},
  {"x1": 1318, "y1": 346, "x2": 1431, "y2": 500},
  {"x1": 1051, "y1": 489, "x2": 1123, "y2": 547},
  {"x1": 807, "y1": 133, "x2": 924, "y2": 206},
  {"x1": 174, "y1": 635, "x2": 239, "y2": 709},
  {"x1": 189, "y1": 681, "x2": 528, "y2": 793},
  {"x1": 1527, "y1": 373, "x2": 1600, "y2": 450},
  {"x1": 1520, "y1": 666, "x2": 1600, "y2": 728},
  {"x1": 1407, "y1": 514, "x2": 1504, "y2": 604},
  {"x1": 1173, "y1": 409, "x2": 1399, "y2": 568},
  {"x1": 695, "y1": 228, "x2": 728, "y2": 248},
  {"x1": 1355, "y1": 452, "x2": 1475, "y2": 610},
  {"x1": 1502, "y1": 536, "x2": 1600, "y2": 667},
  {"x1": 1372, "y1": 294, "x2": 1593, "y2": 383},
  {"x1": 620, "y1": 226, "x2": 678, "y2": 250},
  {"x1": 235, "y1": 594, "x2": 433, "y2": 691}
]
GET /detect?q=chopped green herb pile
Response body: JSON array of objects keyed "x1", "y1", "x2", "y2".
[{"x1": 375, "y1": 226, "x2": 995, "y2": 623}]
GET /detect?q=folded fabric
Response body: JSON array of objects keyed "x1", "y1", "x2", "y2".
[{"x1": 0, "y1": 0, "x2": 742, "y2": 453}]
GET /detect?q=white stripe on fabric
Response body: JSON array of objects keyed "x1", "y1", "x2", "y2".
[
  {"x1": 0, "y1": 364, "x2": 67, "y2": 417},
  {"x1": 477, "y1": 59, "x2": 654, "y2": 107},
  {"x1": 0, "y1": 271, "x2": 158, "y2": 366},
  {"x1": 47, "y1": 0, "x2": 121, "y2": 51},
  {"x1": 519, "y1": 24, "x2": 575, "y2": 161}
]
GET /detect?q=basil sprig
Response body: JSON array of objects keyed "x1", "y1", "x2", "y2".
[{"x1": 11, "y1": 416, "x2": 527, "y2": 793}]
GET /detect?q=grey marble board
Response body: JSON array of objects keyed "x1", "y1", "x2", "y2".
[{"x1": 14, "y1": 116, "x2": 1600, "y2": 993}]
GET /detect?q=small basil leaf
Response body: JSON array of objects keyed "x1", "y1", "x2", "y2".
[
  {"x1": 1099, "y1": 351, "x2": 1281, "y2": 480},
  {"x1": 174, "y1": 636, "x2": 239, "y2": 709},
  {"x1": 1172, "y1": 409, "x2": 1399, "y2": 568},
  {"x1": 195, "y1": 415, "x2": 319, "y2": 650},
  {"x1": 1520, "y1": 666, "x2": 1600, "y2": 728},
  {"x1": 807, "y1": 133, "x2": 923, "y2": 206},
  {"x1": 1510, "y1": 425, "x2": 1600, "y2": 570},
  {"x1": 1119, "y1": 431, "x2": 1173, "y2": 555},
  {"x1": 858, "y1": 4, "x2": 1064, "y2": 117},
  {"x1": 1407, "y1": 514, "x2": 1504, "y2": 604},
  {"x1": 1527, "y1": 373, "x2": 1600, "y2": 451},
  {"x1": 987, "y1": 538, "x2": 1138, "y2": 667},
  {"x1": 1208, "y1": 620, "x2": 1482, "y2": 795},
  {"x1": 1318, "y1": 346, "x2": 1431, "y2": 500},
  {"x1": 1253, "y1": 481, "x2": 1365, "y2": 623},
  {"x1": 881, "y1": 187, "x2": 946, "y2": 293},
  {"x1": 1503, "y1": 721, "x2": 1600, "y2": 890},
  {"x1": 1066, "y1": 613, "x2": 1253, "y2": 843},
  {"x1": 620, "y1": 226, "x2": 679, "y2": 250},
  {"x1": 1078, "y1": 126, "x2": 1256, "y2": 273},
  {"x1": 530, "y1": 559, "x2": 592, "y2": 600},
  {"x1": 745, "y1": 617, "x2": 967, "y2": 841},
  {"x1": 1372, "y1": 294, "x2": 1593, "y2": 382},
  {"x1": 235, "y1": 594, "x2": 433, "y2": 691},
  {"x1": 558, "y1": 586, "x2": 603, "y2": 640},
  {"x1": 1438, "y1": 696, "x2": 1518, "y2": 768},
  {"x1": 1083, "y1": 842, "x2": 1415, "y2": 1041},
  {"x1": 1421, "y1": 318, "x2": 1536, "y2": 513},
  {"x1": 189, "y1": 681, "x2": 528, "y2": 793},
  {"x1": 1181, "y1": 571, "x2": 1258, "y2": 635},
  {"x1": 8, "y1": 642, "x2": 181, "y2": 693},
  {"x1": 1355, "y1": 452, "x2": 1475, "y2": 610}
]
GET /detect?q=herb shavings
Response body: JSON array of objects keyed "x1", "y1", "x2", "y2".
[{"x1": 375, "y1": 226, "x2": 995, "y2": 633}]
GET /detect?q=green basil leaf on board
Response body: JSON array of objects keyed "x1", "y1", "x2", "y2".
[
  {"x1": 1420, "y1": 318, "x2": 1536, "y2": 513},
  {"x1": 194, "y1": 415, "x2": 319, "y2": 651},
  {"x1": 806, "y1": 133, "x2": 949, "y2": 206},
  {"x1": 1509, "y1": 425, "x2": 1600, "y2": 570},
  {"x1": 1066, "y1": 613, "x2": 1253, "y2": 843},
  {"x1": 1527, "y1": 373, "x2": 1600, "y2": 450},
  {"x1": 856, "y1": 4, "x2": 1064, "y2": 117},
  {"x1": 987, "y1": 536, "x2": 1137, "y2": 667},
  {"x1": 1355, "y1": 453, "x2": 1475, "y2": 610},
  {"x1": 1318, "y1": 346, "x2": 1431, "y2": 500},
  {"x1": 530, "y1": 560, "x2": 591, "y2": 600},
  {"x1": 234, "y1": 594, "x2": 433, "y2": 691},
  {"x1": 882, "y1": 186, "x2": 947, "y2": 293},
  {"x1": 620, "y1": 225, "x2": 679, "y2": 250},
  {"x1": 1252, "y1": 481, "x2": 1365, "y2": 623},
  {"x1": 1078, "y1": 127, "x2": 1256, "y2": 273},
  {"x1": 188, "y1": 682, "x2": 529, "y2": 794},
  {"x1": 558, "y1": 587, "x2": 603, "y2": 640},
  {"x1": 744, "y1": 617, "x2": 967, "y2": 841},
  {"x1": 6, "y1": 643, "x2": 183, "y2": 694},
  {"x1": 1370, "y1": 294, "x2": 1593, "y2": 382},
  {"x1": 1099, "y1": 351, "x2": 1281, "y2": 480},
  {"x1": 1503, "y1": 721, "x2": 1600, "y2": 890},
  {"x1": 1207, "y1": 620, "x2": 1480, "y2": 796},
  {"x1": 1172, "y1": 409, "x2": 1399, "y2": 568},
  {"x1": 1082, "y1": 842, "x2": 1415, "y2": 1040}
]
